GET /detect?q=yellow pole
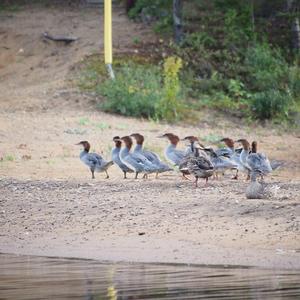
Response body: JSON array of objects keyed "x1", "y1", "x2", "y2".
[{"x1": 104, "y1": 0, "x2": 114, "y2": 78}]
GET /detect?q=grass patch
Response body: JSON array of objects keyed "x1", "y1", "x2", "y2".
[
  {"x1": 0, "y1": 4, "x2": 21, "y2": 13},
  {"x1": 78, "y1": 117, "x2": 90, "y2": 126},
  {"x1": 2, "y1": 155, "x2": 15, "y2": 162}
]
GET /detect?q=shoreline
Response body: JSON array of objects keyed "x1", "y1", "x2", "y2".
[{"x1": 1, "y1": 239, "x2": 300, "y2": 270}]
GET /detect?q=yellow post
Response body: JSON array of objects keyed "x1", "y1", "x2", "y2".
[{"x1": 104, "y1": 0, "x2": 115, "y2": 79}]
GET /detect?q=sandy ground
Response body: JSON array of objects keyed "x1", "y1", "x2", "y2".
[{"x1": 0, "y1": 3, "x2": 300, "y2": 269}]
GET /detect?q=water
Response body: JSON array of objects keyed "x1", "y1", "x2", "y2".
[{"x1": 0, "y1": 254, "x2": 300, "y2": 299}]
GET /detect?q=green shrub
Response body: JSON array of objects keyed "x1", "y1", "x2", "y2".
[
  {"x1": 251, "y1": 90, "x2": 292, "y2": 119},
  {"x1": 156, "y1": 56, "x2": 185, "y2": 122},
  {"x1": 99, "y1": 64, "x2": 163, "y2": 118},
  {"x1": 98, "y1": 57, "x2": 186, "y2": 122},
  {"x1": 245, "y1": 44, "x2": 295, "y2": 120},
  {"x1": 128, "y1": 0, "x2": 172, "y2": 20},
  {"x1": 289, "y1": 63, "x2": 300, "y2": 102}
]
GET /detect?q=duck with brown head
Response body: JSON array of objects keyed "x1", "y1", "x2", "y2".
[
  {"x1": 219, "y1": 137, "x2": 246, "y2": 180},
  {"x1": 118, "y1": 136, "x2": 157, "y2": 179},
  {"x1": 235, "y1": 139, "x2": 252, "y2": 180},
  {"x1": 158, "y1": 133, "x2": 185, "y2": 166},
  {"x1": 246, "y1": 141, "x2": 272, "y2": 181},
  {"x1": 130, "y1": 133, "x2": 173, "y2": 178},
  {"x1": 76, "y1": 141, "x2": 113, "y2": 179},
  {"x1": 111, "y1": 136, "x2": 134, "y2": 179}
]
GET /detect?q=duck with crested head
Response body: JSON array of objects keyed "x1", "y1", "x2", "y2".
[
  {"x1": 247, "y1": 141, "x2": 272, "y2": 180},
  {"x1": 159, "y1": 133, "x2": 185, "y2": 166},
  {"x1": 76, "y1": 141, "x2": 113, "y2": 179},
  {"x1": 235, "y1": 138, "x2": 252, "y2": 180},
  {"x1": 159, "y1": 133, "x2": 190, "y2": 179},
  {"x1": 118, "y1": 135, "x2": 157, "y2": 179},
  {"x1": 111, "y1": 136, "x2": 134, "y2": 179},
  {"x1": 219, "y1": 137, "x2": 245, "y2": 179},
  {"x1": 130, "y1": 133, "x2": 172, "y2": 178}
]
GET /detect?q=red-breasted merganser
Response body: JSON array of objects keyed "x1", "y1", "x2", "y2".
[
  {"x1": 118, "y1": 136, "x2": 157, "y2": 179},
  {"x1": 219, "y1": 137, "x2": 245, "y2": 179},
  {"x1": 111, "y1": 136, "x2": 134, "y2": 179},
  {"x1": 130, "y1": 133, "x2": 172, "y2": 178},
  {"x1": 203, "y1": 147, "x2": 238, "y2": 179},
  {"x1": 76, "y1": 141, "x2": 113, "y2": 179},
  {"x1": 159, "y1": 133, "x2": 185, "y2": 166},
  {"x1": 236, "y1": 139, "x2": 252, "y2": 179},
  {"x1": 247, "y1": 141, "x2": 272, "y2": 180},
  {"x1": 159, "y1": 133, "x2": 192, "y2": 179}
]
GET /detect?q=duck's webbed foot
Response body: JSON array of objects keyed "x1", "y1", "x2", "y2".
[
  {"x1": 203, "y1": 177, "x2": 209, "y2": 187},
  {"x1": 182, "y1": 173, "x2": 191, "y2": 181},
  {"x1": 232, "y1": 170, "x2": 239, "y2": 180}
]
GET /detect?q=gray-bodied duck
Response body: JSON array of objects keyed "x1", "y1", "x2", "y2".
[{"x1": 76, "y1": 141, "x2": 113, "y2": 179}]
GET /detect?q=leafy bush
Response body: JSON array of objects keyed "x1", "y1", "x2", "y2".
[
  {"x1": 289, "y1": 63, "x2": 300, "y2": 103},
  {"x1": 244, "y1": 44, "x2": 295, "y2": 120},
  {"x1": 99, "y1": 63, "x2": 163, "y2": 118},
  {"x1": 251, "y1": 90, "x2": 292, "y2": 119},
  {"x1": 98, "y1": 57, "x2": 185, "y2": 122},
  {"x1": 156, "y1": 56, "x2": 185, "y2": 121}
]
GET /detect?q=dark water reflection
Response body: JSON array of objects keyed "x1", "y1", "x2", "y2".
[{"x1": 0, "y1": 254, "x2": 300, "y2": 299}]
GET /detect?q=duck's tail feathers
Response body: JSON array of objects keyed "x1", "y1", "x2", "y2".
[
  {"x1": 103, "y1": 161, "x2": 114, "y2": 169},
  {"x1": 270, "y1": 160, "x2": 284, "y2": 171}
]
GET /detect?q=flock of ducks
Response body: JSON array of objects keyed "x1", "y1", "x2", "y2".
[{"x1": 76, "y1": 133, "x2": 275, "y2": 188}]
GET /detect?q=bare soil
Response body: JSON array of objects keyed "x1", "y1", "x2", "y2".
[{"x1": 0, "y1": 3, "x2": 299, "y2": 269}]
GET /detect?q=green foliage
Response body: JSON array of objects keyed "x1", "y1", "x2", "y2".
[
  {"x1": 6, "y1": 155, "x2": 15, "y2": 161},
  {"x1": 156, "y1": 57, "x2": 185, "y2": 122},
  {"x1": 251, "y1": 90, "x2": 292, "y2": 120},
  {"x1": 288, "y1": 62, "x2": 300, "y2": 102},
  {"x1": 78, "y1": 117, "x2": 90, "y2": 126},
  {"x1": 0, "y1": 3, "x2": 20, "y2": 12},
  {"x1": 244, "y1": 44, "x2": 295, "y2": 119},
  {"x1": 128, "y1": 0, "x2": 173, "y2": 33},
  {"x1": 99, "y1": 63, "x2": 162, "y2": 118},
  {"x1": 96, "y1": 57, "x2": 185, "y2": 122},
  {"x1": 128, "y1": 0, "x2": 171, "y2": 19}
]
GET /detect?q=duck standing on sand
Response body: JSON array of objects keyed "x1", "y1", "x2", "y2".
[
  {"x1": 247, "y1": 141, "x2": 272, "y2": 180},
  {"x1": 203, "y1": 147, "x2": 238, "y2": 179},
  {"x1": 159, "y1": 133, "x2": 185, "y2": 166},
  {"x1": 219, "y1": 137, "x2": 245, "y2": 179},
  {"x1": 119, "y1": 136, "x2": 157, "y2": 179},
  {"x1": 236, "y1": 139, "x2": 252, "y2": 179},
  {"x1": 111, "y1": 136, "x2": 134, "y2": 179},
  {"x1": 130, "y1": 133, "x2": 172, "y2": 178},
  {"x1": 76, "y1": 141, "x2": 113, "y2": 179},
  {"x1": 186, "y1": 142, "x2": 214, "y2": 187},
  {"x1": 179, "y1": 136, "x2": 208, "y2": 176},
  {"x1": 159, "y1": 133, "x2": 189, "y2": 179}
]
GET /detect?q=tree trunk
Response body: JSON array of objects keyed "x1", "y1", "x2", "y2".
[
  {"x1": 173, "y1": 0, "x2": 183, "y2": 44},
  {"x1": 287, "y1": 0, "x2": 300, "y2": 51},
  {"x1": 292, "y1": 17, "x2": 300, "y2": 51}
]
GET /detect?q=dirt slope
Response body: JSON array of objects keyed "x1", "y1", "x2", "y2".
[{"x1": 0, "y1": 3, "x2": 152, "y2": 111}]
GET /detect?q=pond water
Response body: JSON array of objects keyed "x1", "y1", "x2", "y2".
[{"x1": 0, "y1": 254, "x2": 300, "y2": 299}]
